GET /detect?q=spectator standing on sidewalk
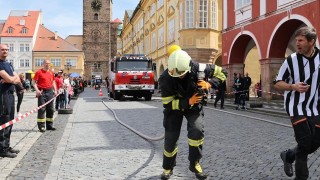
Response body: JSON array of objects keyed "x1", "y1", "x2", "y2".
[
  {"x1": 0, "y1": 44, "x2": 21, "y2": 158},
  {"x1": 274, "y1": 26, "x2": 320, "y2": 180},
  {"x1": 54, "y1": 70, "x2": 64, "y2": 110},
  {"x1": 33, "y1": 59, "x2": 58, "y2": 132},
  {"x1": 214, "y1": 80, "x2": 226, "y2": 109},
  {"x1": 16, "y1": 73, "x2": 26, "y2": 117},
  {"x1": 243, "y1": 73, "x2": 252, "y2": 101}
]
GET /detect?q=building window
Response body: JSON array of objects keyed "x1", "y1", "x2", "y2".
[
  {"x1": 20, "y1": 44, "x2": 25, "y2": 52},
  {"x1": 185, "y1": 0, "x2": 194, "y2": 28},
  {"x1": 168, "y1": 18, "x2": 175, "y2": 43},
  {"x1": 25, "y1": 59, "x2": 30, "y2": 67},
  {"x1": 35, "y1": 58, "x2": 45, "y2": 67},
  {"x1": 199, "y1": 0, "x2": 208, "y2": 28},
  {"x1": 211, "y1": 0, "x2": 217, "y2": 29},
  {"x1": 51, "y1": 58, "x2": 61, "y2": 67},
  {"x1": 25, "y1": 44, "x2": 30, "y2": 52},
  {"x1": 19, "y1": 59, "x2": 29, "y2": 67},
  {"x1": 145, "y1": 36, "x2": 150, "y2": 54},
  {"x1": 151, "y1": 31, "x2": 156, "y2": 52},
  {"x1": 8, "y1": 44, "x2": 14, "y2": 52},
  {"x1": 8, "y1": 27, "x2": 13, "y2": 33},
  {"x1": 235, "y1": 0, "x2": 251, "y2": 10},
  {"x1": 158, "y1": 0, "x2": 163, "y2": 9},
  {"x1": 66, "y1": 59, "x2": 77, "y2": 67},
  {"x1": 150, "y1": 3, "x2": 155, "y2": 16},
  {"x1": 158, "y1": 26, "x2": 164, "y2": 48},
  {"x1": 22, "y1": 27, "x2": 27, "y2": 33},
  {"x1": 94, "y1": 13, "x2": 98, "y2": 20}
]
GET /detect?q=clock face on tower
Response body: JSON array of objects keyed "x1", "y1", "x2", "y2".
[{"x1": 91, "y1": 0, "x2": 102, "y2": 11}]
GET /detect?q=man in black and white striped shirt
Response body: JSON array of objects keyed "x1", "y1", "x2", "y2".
[{"x1": 274, "y1": 26, "x2": 320, "y2": 180}]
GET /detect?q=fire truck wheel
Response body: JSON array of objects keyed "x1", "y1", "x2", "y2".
[
  {"x1": 109, "y1": 92, "x2": 114, "y2": 98},
  {"x1": 58, "y1": 108, "x2": 73, "y2": 114},
  {"x1": 114, "y1": 92, "x2": 121, "y2": 100},
  {"x1": 144, "y1": 94, "x2": 152, "y2": 101}
]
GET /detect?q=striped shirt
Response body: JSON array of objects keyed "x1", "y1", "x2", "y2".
[{"x1": 276, "y1": 47, "x2": 320, "y2": 117}]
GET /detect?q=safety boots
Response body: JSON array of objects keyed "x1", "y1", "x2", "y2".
[
  {"x1": 189, "y1": 161, "x2": 207, "y2": 180},
  {"x1": 160, "y1": 169, "x2": 173, "y2": 180}
]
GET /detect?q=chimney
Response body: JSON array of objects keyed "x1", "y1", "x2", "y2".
[
  {"x1": 54, "y1": 31, "x2": 58, "y2": 40},
  {"x1": 20, "y1": 19, "x2": 25, "y2": 26}
]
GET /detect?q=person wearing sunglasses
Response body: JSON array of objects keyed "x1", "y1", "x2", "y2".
[{"x1": 159, "y1": 46, "x2": 226, "y2": 180}]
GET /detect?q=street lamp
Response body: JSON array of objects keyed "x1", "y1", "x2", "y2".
[{"x1": 65, "y1": 62, "x2": 72, "y2": 74}]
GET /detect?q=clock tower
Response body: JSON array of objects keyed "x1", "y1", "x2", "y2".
[{"x1": 83, "y1": 0, "x2": 118, "y2": 80}]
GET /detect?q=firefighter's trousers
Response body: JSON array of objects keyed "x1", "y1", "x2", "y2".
[
  {"x1": 37, "y1": 89, "x2": 54, "y2": 130},
  {"x1": 0, "y1": 92, "x2": 15, "y2": 153},
  {"x1": 162, "y1": 109, "x2": 204, "y2": 170}
]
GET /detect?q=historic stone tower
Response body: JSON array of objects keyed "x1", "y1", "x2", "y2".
[{"x1": 83, "y1": 0, "x2": 118, "y2": 80}]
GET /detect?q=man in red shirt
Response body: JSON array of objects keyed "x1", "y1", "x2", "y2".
[
  {"x1": 54, "y1": 70, "x2": 64, "y2": 110},
  {"x1": 32, "y1": 59, "x2": 57, "y2": 132}
]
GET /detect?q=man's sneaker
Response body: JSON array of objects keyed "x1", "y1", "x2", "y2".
[
  {"x1": 160, "y1": 169, "x2": 173, "y2": 180},
  {"x1": 8, "y1": 147, "x2": 20, "y2": 154},
  {"x1": 39, "y1": 127, "x2": 46, "y2": 132},
  {"x1": 280, "y1": 151, "x2": 293, "y2": 177},
  {"x1": 0, "y1": 151, "x2": 17, "y2": 158},
  {"x1": 189, "y1": 161, "x2": 207, "y2": 180}
]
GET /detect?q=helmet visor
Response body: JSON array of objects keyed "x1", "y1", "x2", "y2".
[{"x1": 168, "y1": 68, "x2": 188, "y2": 77}]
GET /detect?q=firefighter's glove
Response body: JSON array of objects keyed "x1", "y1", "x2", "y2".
[
  {"x1": 197, "y1": 80, "x2": 211, "y2": 91},
  {"x1": 189, "y1": 93, "x2": 202, "y2": 105}
]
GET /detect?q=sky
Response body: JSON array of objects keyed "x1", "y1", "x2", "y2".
[{"x1": 0, "y1": 0, "x2": 140, "y2": 39}]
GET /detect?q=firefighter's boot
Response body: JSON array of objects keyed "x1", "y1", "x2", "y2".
[
  {"x1": 37, "y1": 122, "x2": 45, "y2": 132},
  {"x1": 160, "y1": 169, "x2": 173, "y2": 180},
  {"x1": 189, "y1": 161, "x2": 207, "y2": 180}
]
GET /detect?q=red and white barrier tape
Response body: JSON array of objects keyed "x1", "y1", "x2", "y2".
[
  {"x1": 224, "y1": 89, "x2": 284, "y2": 97},
  {"x1": 0, "y1": 93, "x2": 61, "y2": 131}
]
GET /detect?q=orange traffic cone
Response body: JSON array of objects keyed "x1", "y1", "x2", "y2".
[{"x1": 99, "y1": 88, "x2": 103, "y2": 96}]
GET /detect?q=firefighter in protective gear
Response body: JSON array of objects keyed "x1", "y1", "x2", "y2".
[{"x1": 159, "y1": 49, "x2": 226, "y2": 180}]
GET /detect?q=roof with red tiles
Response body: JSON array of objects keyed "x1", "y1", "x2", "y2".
[
  {"x1": 33, "y1": 25, "x2": 81, "y2": 52},
  {"x1": 0, "y1": 10, "x2": 41, "y2": 37},
  {"x1": 112, "y1": 18, "x2": 122, "y2": 23}
]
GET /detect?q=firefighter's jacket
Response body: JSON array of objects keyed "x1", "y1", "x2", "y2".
[{"x1": 159, "y1": 62, "x2": 226, "y2": 111}]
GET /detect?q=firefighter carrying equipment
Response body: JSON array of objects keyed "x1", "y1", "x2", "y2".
[
  {"x1": 167, "y1": 50, "x2": 191, "y2": 77},
  {"x1": 197, "y1": 80, "x2": 211, "y2": 91},
  {"x1": 189, "y1": 93, "x2": 202, "y2": 105},
  {"x1": 167, "y1": 45, "x2": 181, "y2": 56}
]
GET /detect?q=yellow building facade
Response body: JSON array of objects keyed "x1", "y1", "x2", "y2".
[{"x1": 120, "y1": 0, "x2": 223, "y2": 79}]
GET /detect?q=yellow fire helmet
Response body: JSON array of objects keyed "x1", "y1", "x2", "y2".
[
  {"x1": 167, "y1": 45, "x2": 181, "y2": 56},
  {"x1": 167, "y1": 49, "x2": 191, "y2": 77}
]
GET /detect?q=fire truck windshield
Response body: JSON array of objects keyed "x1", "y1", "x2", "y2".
[{"x1": 116, "y1": 60, "x2": 152, "y2": 71}]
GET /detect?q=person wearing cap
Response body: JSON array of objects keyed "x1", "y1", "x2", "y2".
[
  {"x1": 54, "y1": 70, "x2": 64, "y2": 110},
  {"x1": 159, "y1": 46, "x2": 226, "y2": 179},
  {"x1": 33, "y1": 59, "x2": 58, "y2": 132}
]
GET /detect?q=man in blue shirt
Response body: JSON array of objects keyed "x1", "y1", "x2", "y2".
[{"x1": 0, "y1": 44, "x2": 21, "y2": 158}]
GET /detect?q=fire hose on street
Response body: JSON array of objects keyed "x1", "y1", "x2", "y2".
[{"x1": 101, "y1": 97, "x2": 165, "y2": 141}]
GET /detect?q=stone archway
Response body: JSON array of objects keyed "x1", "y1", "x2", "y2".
[
  {"x1": 228, "y1": 33, "x2": 261, "y2": 96},
  {"x1": 264, "y1": 19, "x2": 308, "y2": 99}
]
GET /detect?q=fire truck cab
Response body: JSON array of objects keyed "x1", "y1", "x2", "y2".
[{"x1": 108, "y1": 54, "x2": 155, "y2": 100}]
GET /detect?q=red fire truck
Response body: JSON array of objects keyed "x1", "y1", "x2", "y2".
[{"x1": 108, "y1": 54, "x2": 155, "y2": 100}]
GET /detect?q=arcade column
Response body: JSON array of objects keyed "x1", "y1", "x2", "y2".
[{"x1": 259, "y1": 58, "x2": 285, "y2": 100}]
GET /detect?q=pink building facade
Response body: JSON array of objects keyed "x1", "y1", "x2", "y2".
[{"x1": 222, "y1": 0, "x2": 320, "y2": 99}]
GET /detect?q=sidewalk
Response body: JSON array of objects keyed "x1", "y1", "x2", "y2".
[{"x1": 0, "y1": 92, "x2": 53, "y2": 179}]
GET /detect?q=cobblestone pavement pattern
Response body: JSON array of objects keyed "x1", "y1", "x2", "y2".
[{"x1": 1, "y1": 88, "x2": 320, "y2": 179}]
